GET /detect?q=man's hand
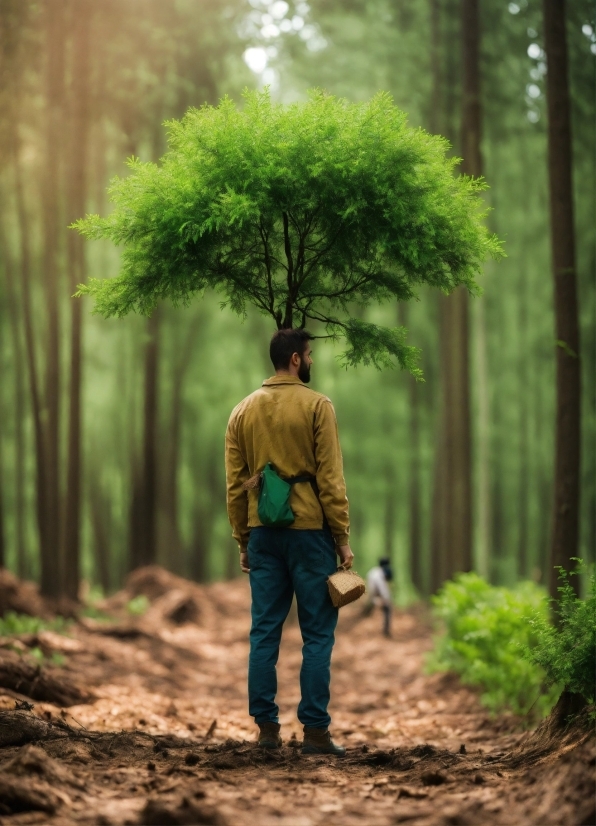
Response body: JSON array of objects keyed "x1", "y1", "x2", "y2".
[
  {"x1": 336, "y1": 544, "x2": 354, "y2": 569},
  {"x1": 240, "y1": 550, "x2": 250, "y2": 574}
]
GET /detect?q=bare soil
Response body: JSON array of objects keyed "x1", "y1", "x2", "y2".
[{"x1": 0, "y1": 566, "x2": 593, "y2": 826}]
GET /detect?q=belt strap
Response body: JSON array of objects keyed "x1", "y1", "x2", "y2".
[{"x1": 285, "y1": 475, "x2": 328, "y2": 530}]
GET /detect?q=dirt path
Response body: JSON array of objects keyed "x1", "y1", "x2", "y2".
[{"x1": 0, "y1": 569, "x2": 593, "y2": 825}]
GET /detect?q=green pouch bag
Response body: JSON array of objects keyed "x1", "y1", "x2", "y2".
[{"x1": 257, "y1": 463, "x2": 315, "y2": 528}]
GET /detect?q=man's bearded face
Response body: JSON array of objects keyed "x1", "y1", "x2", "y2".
[{"x1": 298, "y1": 352, "x2": 311, "y2": 383}]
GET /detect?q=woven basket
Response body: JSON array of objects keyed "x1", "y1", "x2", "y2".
[{"x1": 327, "y1": 567, "x2": 366, "y2": 608}]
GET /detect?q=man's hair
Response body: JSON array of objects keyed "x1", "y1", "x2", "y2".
[{"x1": 269, "y1": 328, "x2": 313, "y2": 370}]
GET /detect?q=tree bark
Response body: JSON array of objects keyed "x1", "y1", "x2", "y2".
[
  {"x1": 543, "y1": 0, "x2": 581, "y2": 598},
  {"x1": 40, "y1": 0, "x2": 66, "y2": 598},
  {"x1": 64, "y1": 0, "x2": 92, "y2": 601}
]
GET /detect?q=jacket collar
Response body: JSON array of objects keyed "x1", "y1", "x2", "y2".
[{"x1": 262, "y1": 375, "x2": 305, "y2": 387}]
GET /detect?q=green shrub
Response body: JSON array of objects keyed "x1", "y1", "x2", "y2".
[
  {"x1": 428, "y1": 573, "x2": 560, "y2": 718},
  {"x1": 0, "y1": 612, "x2": 72, "y2": 637},
  {"x1": 523, "y1": 561, "x2": 595, "y2": 703}
]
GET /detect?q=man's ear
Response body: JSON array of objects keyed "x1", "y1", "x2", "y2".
[{"x1": 290, "y1": 352, "x2": 301, "y2": 366}]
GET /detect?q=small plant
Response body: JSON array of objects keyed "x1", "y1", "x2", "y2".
[
  {"x1": 126, "y1": 594, "x2": 150, "y2": 616},
  {"x1": 28, "y1": 647, "x2": 66, "y2": 667},
  {"x1": 523, "y1": 560, "x2": 595, "y2": 704},
  {"x1": 0, "y1": 612, "x2": 72, "y2": 637},
  {"x1": 428, "y1": 573, "x2": 560, "y2": 718},
  {"x1": 80, "y1": 604, "x2": 115, "y2": 622}
]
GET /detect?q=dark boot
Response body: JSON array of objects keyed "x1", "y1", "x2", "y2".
[
  {"x1": 257, "y1": 721, "x2": 282, "y2": 749},
  {"x1": 302, "y1": 727, "x2": 346, "y2": 757}
]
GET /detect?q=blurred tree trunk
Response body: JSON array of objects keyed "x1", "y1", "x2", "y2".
[
  {"x1": 64, "y1": 0, "x2": 92, "y2": 601},
  {"x1": 13, "y1": 141, "x2": 48, "y2": 584},
  {"x1": 472, "y1": 295, "x2": 490, "y2": 579},
  {"x1": 517, "y1": 264, "x2": 530, "y2": 579},
  {"x1": 129, "y1": 311, "x2": 160, "y2": 570},
  {"x1": 159, "y1": 317, "x2": 200, "y2": 573},
  {"x1": 398, "y1": 303, "x2": 424, "y2": 594},
  {"x1": 40, "y1": 0, "x2": 66, "y2": 598},
  {"x1": 0, "y1": 364, "x2": 5, "y2": 567},
  {"x1": 190, "y1": 450, "x2": 219, "y2": 582},
  {"x1": 543, "y1": 0, "x2": 580, "y2": 598},
  {"x1": 384, "y1": 471, "x2": 395, "y2": 562},
  {"x1": 89, "y1": 474, "x2": 111, "y2": 595},
  {"x1": 0, "y1": 215, "x2": 26, "y2": 575},
  {"x1": 431, "y1": 0, "x2": 478, "y2": 589}
]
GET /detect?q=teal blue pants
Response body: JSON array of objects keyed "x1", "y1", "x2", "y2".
[{"x1": 247, "y1": 526, "x2": 338, "y2": 729}]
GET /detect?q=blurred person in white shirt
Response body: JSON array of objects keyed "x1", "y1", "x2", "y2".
[{"x1": 365, "y1": 557, "x2": 394, "y2": 638}]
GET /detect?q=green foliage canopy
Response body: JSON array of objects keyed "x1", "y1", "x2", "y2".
[{"x1": 74, "y1": 89, "x2": 503, "y2": 371}]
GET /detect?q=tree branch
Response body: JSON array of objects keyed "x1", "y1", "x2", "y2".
[{"x1": 282, "y1": 211, "x2": 294, "y2": 327}]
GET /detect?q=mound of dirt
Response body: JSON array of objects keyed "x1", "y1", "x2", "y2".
[
  {"x1": 0, "y1": 744, "x2": 80, "y2": 816},
  {"x1": 142, "y1": 794, "x2": 227, "y2": 825},
  {"x1": 100, "y1": 565, "x2": 203, "y2": 627},
  {"x1": 0, "y1": 569, "x2": 50, "y2": 619}
]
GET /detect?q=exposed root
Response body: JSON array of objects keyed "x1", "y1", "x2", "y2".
[
  {"x1": 498, "y1": 691, "x2": 593, "y2": 769},
  {"x1": 0, "y1": 710, "x2": 53, "y2": 747},
  {"x1": 0, "y1": 649, "x2": 93, "y2": 706}
]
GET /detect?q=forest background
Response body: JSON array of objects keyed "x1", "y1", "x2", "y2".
[{"x1": 0, "y1": 0, "x2": 594, "y2": 605}]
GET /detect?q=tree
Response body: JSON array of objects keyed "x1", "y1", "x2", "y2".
[
  {"x1": 64, "y1": 0, "x2": 93, "y2": 600},
  {"x1": 432, "y1": 0, "x2": 480, "y2": 585},
  {"x1": 75, "y1": 90, "x2": 502, "y2": 370},
  {"x1": 542, "y1": 0, "x2": 581, "y2": 598}
]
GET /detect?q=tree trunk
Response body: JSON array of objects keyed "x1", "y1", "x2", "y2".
[
  {"x1": 463, "y1": 0, "x2": 490, "y2": 576},
  {"x1": 517, "y1": 265, "x2": 530, "y2": 579},
  {"x1": 64, "y1": 0, "x2": 92, "y2": 601},
  {"x1": 189, "y1": 450, "x2": 219, "y2": 582},
  {"x1": 429, "y1": 0, "x2": 473, "y2": 589},
  {"x1": 40, "y1": 0, "x2": 66, "y2": 598},
  {"x1": 0, "y1": 214, "x2": 26, "y2": 574},
  {"x1": 158, "y1": 316, "x2": 200, "y2": 573},
  {"x1": 398, "y1": 303, "x2": 424, "y2": 594},
  {"x1": 543, "y1": 0, "x2": 581, "y2": 598},
  {"x1": 89, "y1": 474, "x2": 111, "y2": 595},
  {"x1": 0, "y1": 410, "x2": 5, "y2": 569},
  {"x1": 431, "y1": 290, "x2": 472, "y2": 585},
  {"x1": 12, "y1": 142, "x2": 47, "y2": 584},
  {"x1": 384, "y1": 471, "x2": 395, "y2": 563},
  {"x1": 129, "y1": 312, "x2": 160, "y2": 570},
  {"x1": 472, "y1": 295, "x2": 491, "y2": 579}
]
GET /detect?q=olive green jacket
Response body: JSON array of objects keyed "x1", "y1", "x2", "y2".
[{"x1": 225, "y1": 375, "x2": 350, "y2": 551}]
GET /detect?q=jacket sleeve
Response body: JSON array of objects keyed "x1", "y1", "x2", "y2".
[
  {"x1": 313, "y1": 398, "x2": 350, "y2": 545},
  {"x1": 225, "y1": 411, "x2": 251, "y2": 551}
]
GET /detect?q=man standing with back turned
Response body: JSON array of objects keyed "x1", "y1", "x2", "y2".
[{"x1": 225, "y1": 329, "x2": 354, "y2": 756}]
